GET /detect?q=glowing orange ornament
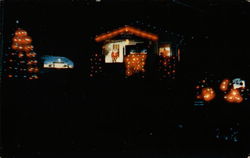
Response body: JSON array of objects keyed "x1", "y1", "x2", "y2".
[
  {"x1": 201, "y1": 87, "x2": 215, "y2": 102},
  {"x1": 224, "y1": 89, "x2": 243, "y2": 103},
  {"x1": 220, "y1": 79, "x2": 230, "y2": 92}
]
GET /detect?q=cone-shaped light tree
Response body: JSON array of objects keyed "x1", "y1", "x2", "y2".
[{"x1": 6, "y1": 28, "x2": 39, "y2": 80}]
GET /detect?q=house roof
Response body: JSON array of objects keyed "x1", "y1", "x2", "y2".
[{"x1": 95, "y1": 26, "x2": 158, "y2": 42}]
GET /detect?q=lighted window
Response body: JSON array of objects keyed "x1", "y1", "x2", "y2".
[{"x1": 159, "y1": 44, "x2": 171, "y2": 57}]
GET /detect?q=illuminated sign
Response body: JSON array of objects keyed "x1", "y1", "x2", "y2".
[{"x1": 43, "y1": 56, "x2": 74, "y2": 69}]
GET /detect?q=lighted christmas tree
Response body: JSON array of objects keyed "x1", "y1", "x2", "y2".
[{"x1": 5, "y1": 28, "x2": 39, "y2": 80}]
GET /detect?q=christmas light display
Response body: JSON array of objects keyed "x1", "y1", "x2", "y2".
[
  {"x1": 124, "y1": 53, "x2": 147, "y2": 77},
  {"x1": 219, "y1": 78, "x2": 247, "y2": 103},
  {"x1": 196, "y1": 85, "x2": 216, "y2": 102},
  {"x1": 95, "y1": 26, "x2": 158, "y2": 42},
  {"x1": 201, "y1": 87, "x2": 216, "y2": 102},
  {"x1": 220, "y1": 79, "x2": 230, "y2": 92},
  {"x1": 194, "y1": 77, "x2": 248, "y2": 105},
  {"x1": 6, "y1": 28, "x2": 39, "y2": 80},
  {"x1": 93, "y1": 25, "x2": 182, "y2": 79},
  {"x1": 89, "y1": 53, "x2": 104, "y2": 78},
  {"x1": 224, "y1": 89, "x2": 243, "y2": 103},
  {"x1": 158, "y1": 45, "x2": 177, "y2": 79}
]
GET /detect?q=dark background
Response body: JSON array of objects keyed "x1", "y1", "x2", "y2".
[{"x1": 2, "y1": 0, "x2": 250, "y2": 157}]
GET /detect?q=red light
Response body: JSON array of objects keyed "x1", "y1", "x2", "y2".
[
  {"x1": 95, "y1": 26, "x2": 158, "y2": 42},
  {"x1": 220, "y1": 79, "x2": 230, "y2": 92},
  {"x1": 224, "y1": 89, "x2": 243, "y2": 103},
  {"x1": 201, "y1": 88, "x2": 215, "y2": 102}
]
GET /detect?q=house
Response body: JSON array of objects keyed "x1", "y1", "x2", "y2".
[{"x1": 90, "y1": 25, "x2": 182, "y2": 79}]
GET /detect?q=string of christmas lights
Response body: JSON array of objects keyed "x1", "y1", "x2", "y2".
[
  {"x1": 89, "y1": 53, "x2": 103, "y2": 78},
  {"x1": 158, "y1": 48, "x2": 177, "y2": 80},
  {"x1": 124, "y1": 53, "x2": 147, "y2": 77}
]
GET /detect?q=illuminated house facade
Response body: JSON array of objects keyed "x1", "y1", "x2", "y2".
[{"x1": 90, "y1": 25, "x2": 182, "y2": 79}]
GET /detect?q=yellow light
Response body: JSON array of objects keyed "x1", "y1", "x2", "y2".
[{"x1": 125, "y1": 39, "x2": 129, "y2": 45}]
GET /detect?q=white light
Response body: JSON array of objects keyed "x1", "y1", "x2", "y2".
[{"x1": 232, "y1": 78, "x2": 246, "y2": 89}]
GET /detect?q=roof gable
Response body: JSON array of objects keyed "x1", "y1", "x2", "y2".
[{"x1": 95, "y1": 26, "x2": 158, "y2": 42}]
